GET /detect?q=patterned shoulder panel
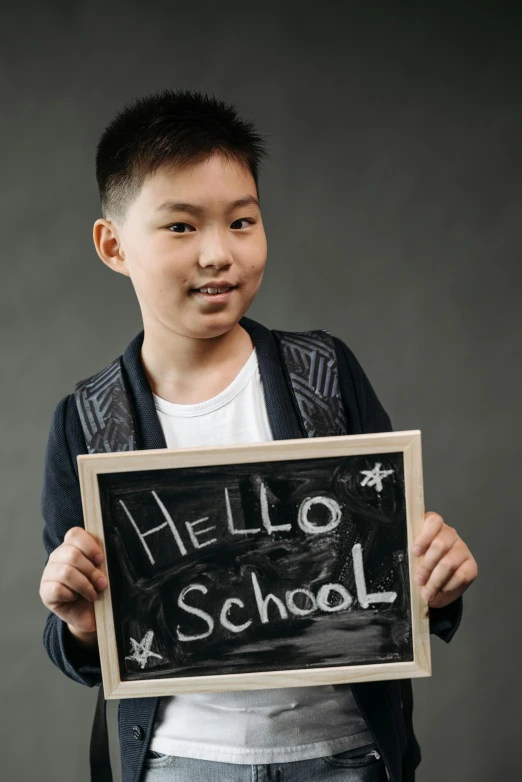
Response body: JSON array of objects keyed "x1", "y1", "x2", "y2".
[
  {"x1": 272, "y1": 328, "x2": 348, "y2": 438},
  {"x1": 74, "y1": 357, "x2": 136, "y2": 454}
]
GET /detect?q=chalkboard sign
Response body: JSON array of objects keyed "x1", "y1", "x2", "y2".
[{"x1": 78, "y1": 430, "x2": 430, "y2": 699}]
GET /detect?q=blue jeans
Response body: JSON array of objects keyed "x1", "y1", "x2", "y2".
[{"x1": 141, "y1": 743, "x2": 388, "y2": 781}]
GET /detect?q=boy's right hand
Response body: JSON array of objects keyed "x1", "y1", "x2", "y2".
[{"x1": 39, "y1": 527, "x2": 107, "y2": 644}]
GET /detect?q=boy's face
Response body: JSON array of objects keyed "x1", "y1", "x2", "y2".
[{"x1": 94, "y1": 153, "x2": 267, "y2": 341}]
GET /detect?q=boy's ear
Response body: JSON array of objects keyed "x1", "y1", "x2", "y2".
[{"x1": 93, "y1": 219, "x2": 130, "y2": 277}]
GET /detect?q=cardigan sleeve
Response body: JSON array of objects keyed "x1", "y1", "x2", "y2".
[
  {"x1": 41, "y1": 394, "x2": 103, "y2": 687},
  {"x1": 332, "y1": 336, "x2": 463, "y2": 643}
]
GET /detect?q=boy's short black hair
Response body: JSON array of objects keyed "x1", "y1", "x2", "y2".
[{"x1": 96, "y1": 88, "x2": 270, "y2": 224}]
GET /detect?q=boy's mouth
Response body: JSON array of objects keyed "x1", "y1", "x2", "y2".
[
  {"x1": 190, "y1": 282, "x2": 237, "y2": 300},
  {"x1": 193, "y1": 286, "x2": 234, "y2": 295}
]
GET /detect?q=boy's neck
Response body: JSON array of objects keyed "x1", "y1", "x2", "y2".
[{"x1": 139, "y1": 320, "x2": 254, "y2": 404}]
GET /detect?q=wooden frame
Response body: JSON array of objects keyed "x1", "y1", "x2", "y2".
[{"x1": 78, "y1": 429, "x2": 430, "y2": 699}]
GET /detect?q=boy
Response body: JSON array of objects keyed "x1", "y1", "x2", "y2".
[{"x1": 39, "y1": 88, "x2": 477, "y2": 782}]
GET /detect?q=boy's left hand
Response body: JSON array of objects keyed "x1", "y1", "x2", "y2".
[{"x1": 413, "y1": 511, "x2": 478, "y2": 609}]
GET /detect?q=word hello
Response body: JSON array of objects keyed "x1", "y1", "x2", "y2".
[{"x1": 119, "y1": 484, "x2": 347, "y2": 566}]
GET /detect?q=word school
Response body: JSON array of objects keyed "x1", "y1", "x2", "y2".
[{"x1": 175, "y1": 542, "x2": 397, "y2": 642}]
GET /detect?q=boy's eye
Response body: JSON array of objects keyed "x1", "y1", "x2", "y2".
[
  {"x1": 167, "y1": 218, "x2": 254, "y2": 233},
  {"x1": 167, "y1": 223, "x2": 194, "y2": 233}
]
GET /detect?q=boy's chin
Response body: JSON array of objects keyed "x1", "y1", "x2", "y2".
[{"x1": 176, "y1": 313, "x2": 246, "y2": 340}]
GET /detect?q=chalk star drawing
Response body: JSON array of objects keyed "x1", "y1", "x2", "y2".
[
  {"x1": 125, "y1": 630, "x2": 163, "y2": 669},
  {"x1": 359, "y1": 462, "x2": 394, "y2": 493}
]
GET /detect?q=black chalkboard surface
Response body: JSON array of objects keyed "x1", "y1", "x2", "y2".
[{"x1": 78, "y1": 431, "x2": 430, "y2": 699}]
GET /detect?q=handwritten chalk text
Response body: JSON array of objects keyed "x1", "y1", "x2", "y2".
[{"x1": 175, "y1": 543, "x2": 397, "y2": 642}]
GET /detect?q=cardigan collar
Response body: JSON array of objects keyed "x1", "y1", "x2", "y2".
[{"x1": 120, "y1": 315, "x2": 304, "y2": 451}]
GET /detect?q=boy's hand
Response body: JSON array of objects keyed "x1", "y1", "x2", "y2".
[
  {"x1": 413, "y1": 511, "x2": 478, "y2": 609},
  {"x1": 39, "y1": 527, "x2": 107, "y2": 639}
]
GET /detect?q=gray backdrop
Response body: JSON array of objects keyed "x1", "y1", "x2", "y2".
[{"x1": 1, "y1": 1, "x2": 520, "y2": 780}]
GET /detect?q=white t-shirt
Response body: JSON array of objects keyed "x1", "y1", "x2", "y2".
[{"x1": 148, "y1": 347, "x2": 374, "y2": 763}]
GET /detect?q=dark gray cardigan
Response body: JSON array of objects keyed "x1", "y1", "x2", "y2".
[{"x1": 41, "y1": 316, "x2": 463, "y2": 782}]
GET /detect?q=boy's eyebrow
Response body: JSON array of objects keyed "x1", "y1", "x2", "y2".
[{"x1": 154, "y1": 195, "x2": 260, "y2": 215}]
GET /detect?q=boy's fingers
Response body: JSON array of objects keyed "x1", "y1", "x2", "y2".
[
  {"x1": 414, "y1": 525, "x2": 459, "y2": 584},
  {"x1": 47, "y1": 582, "x2": 77, "y2": 603},
  {"x1": 412, "y1": 512, "x2": 444, "y2": 555},
  {"x1": 63, "y1": 527, "x2": 104, "y2": 566},
  {"x1": 41, "y1": 562, "x2": 100, "y2": 605},
  {"x1": 420, "y1": 543, "x2": 469, "y2": 599},
  {"x1": 49, "y1": 544, "x2": 107, "y2": 590},
  {"x1": 426, "y1": 588, "x2": 462, "y2": 610},
  {"x1": 426, "y1": 555, "x2": 477, "y2": 600}
]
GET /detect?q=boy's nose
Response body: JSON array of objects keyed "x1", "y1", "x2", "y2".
[{"x1": 198, "y1": 252, "x2": 232, "y2": 270}]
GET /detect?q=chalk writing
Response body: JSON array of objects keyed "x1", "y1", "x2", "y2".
[
  {"x1": 97, "y1": 451, "x2": 412, "y2": 680},
  {"x1": 125, "y1": 630, "x2": 163, "y2": 669},
  {"x1": 359, "y1": 462, "x2": 394, "y2": 492},
  {"x1": 175, "y1": 543, "x2": 396, "y2": 642},
  {"x1": 121, "y1": 484, "x2": 346, "y2": 563}
]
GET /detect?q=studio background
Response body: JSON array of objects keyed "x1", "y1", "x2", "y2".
[{"x1": 1, "y1": 2, "x2": 520, "y2": 780}]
